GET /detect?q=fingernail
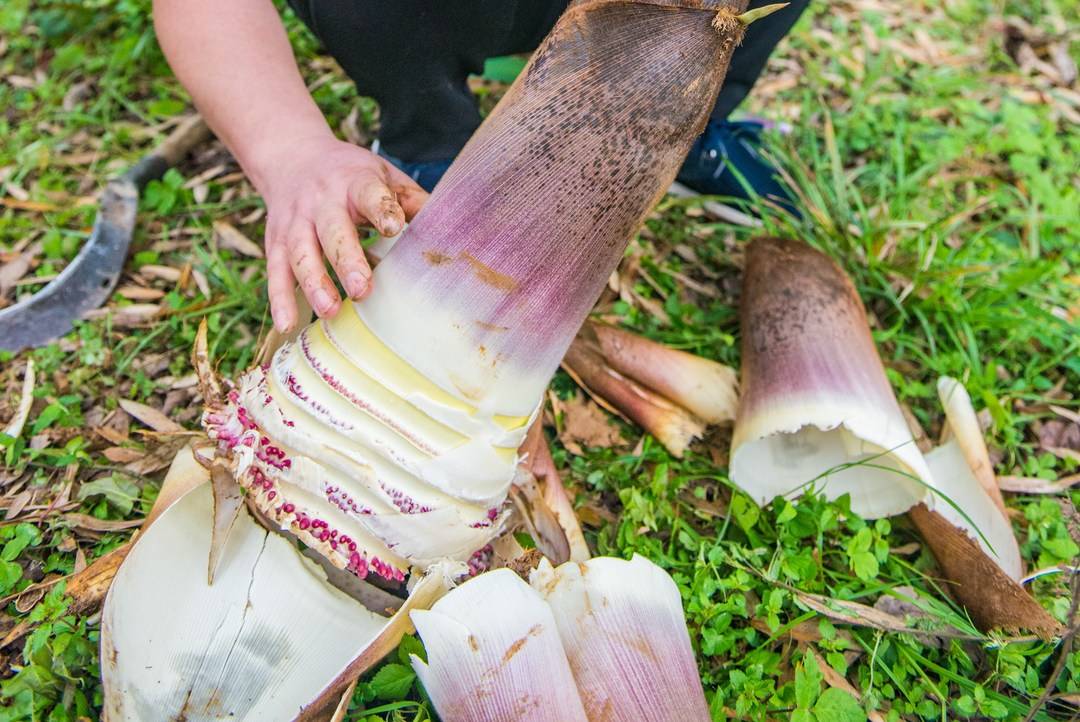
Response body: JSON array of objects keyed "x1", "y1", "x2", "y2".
[
  {"x1": 312, "y1": 288, "x2": 333, "y2": 315},
  {"x1": 346, "y1": 272, "x2": 368, "y2": 298},
  {"x1": 272, "y1": 308, "x2": 294, "y2": 334},
  {"x1": 381, "y1": 216, "x2": 402, "y2": 237}
]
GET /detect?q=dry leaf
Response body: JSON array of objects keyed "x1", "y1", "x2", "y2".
[
  {"x1": 62, "y1": 514, "x2": 143, "y2": 533},
  {"x1": 102, "y1": 447, "x2": 145, "y2": 464},
  {"x1": 3, "y1": 359, "x2": 35, "y2": 439},
  {"x1": 213, "y1": 221, "x2": 264, "y2": 258},
  {"x1": 116, "y1": 285, "x2": 165, "y2": 301},
  {"x1": 1036, "y1": 419, "x2": 1080, "y2": 453},
  {"x1": 0, "y1": 241, "x2": 41, "y2": 296},
  {"x1": 795, "y1": 590, "x2": 915, "y2": 634},
  {"x1": 804, "y1": 647, "x2": 887, "y2": 722},
  {"x1": 124, "y1": 437, "x2": 189, "y2": 475},
  {"x1": 0, "y1": 545, "x2": 131, "y2": 649},
  {"x1": 118, "y1": 399, "x2": 183, "y2": 433},
  {"x1": 86, "y1": 303, "x2": 161, "y2": 326},
  {"x1": 139, "y1": 264, "x2": 182, "y2": 283},
  {"x1": 557, "y1": 392, "x2": 624, "y2": 455},
  {"x1": 4, "y1": 490, "x2": 33, "y2": 520},
  {"x1": 998, "y1": 473, "x2": 1080, "y2": 495}
]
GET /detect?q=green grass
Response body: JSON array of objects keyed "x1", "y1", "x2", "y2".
[{"x1": 1, "y1": 0, "x2": 1078, "y2": 720}]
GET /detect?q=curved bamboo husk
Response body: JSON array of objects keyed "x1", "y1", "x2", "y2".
[
  {"x1": 937, "y1": 376, "x2": 1008, "y2": 514},
  {"x1": 101, "y1": 483, "x2": 456, "y2": 720},
  {"x1": 411, "y1": 570, "x2": 589, "y2": 722},
  {"x1": 532, "y1": 556, "x2": 710, "y2": 722},
  {"x1": 410, "y1": 556, "x2": 709, "y2": 722},
  {"x1": 922, "y1": 441, "x2": 1022, "y2": 580},
  {"x1": 588, "y1": 322, "x2": 738, "y2": 424},
  {"x1": 730, "y1": 237, "x2": 932, "y2": 518},
  {"x1": 522, "y1": 420, "x2": 590, "y2": 562},
  {"x1": 563, "y1": 335, "x2": 706, "y2": 457},
  {"x1": 908, "y1": 502, "x2": 1059, "y2": 637},
  {"x1": 909, "y1": 377, "x2": 1059, "y2": 636}
]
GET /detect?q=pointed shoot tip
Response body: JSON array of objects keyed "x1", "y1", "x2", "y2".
[{"x1": 736, "y1": 2, "x2": 790, "y2": 25}]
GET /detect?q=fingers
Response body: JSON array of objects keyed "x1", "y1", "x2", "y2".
[
  {"x1": 285, "y1": 222, "x2": 341, "y2": 319},
  {"x1": 382, "y1": 163, "x2": 430, "y2": 220},
  {"x1": 314, "y1": 205, "x2": 372, "y2": 300},
  {"x1": 348, "y1": 175, "x2": 406, "y2": 238},
  {"x1": 266, "y1": 231, "x2": 298, "y2": 333}
]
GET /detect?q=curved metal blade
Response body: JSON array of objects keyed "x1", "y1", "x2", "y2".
[{"x1": 0, "y1": 179, "x2": 137, "y2": 352}]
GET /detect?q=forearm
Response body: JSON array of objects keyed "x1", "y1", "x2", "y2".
[{"x1": 153, "y1": 0, "x2": 331, "y2": 194}]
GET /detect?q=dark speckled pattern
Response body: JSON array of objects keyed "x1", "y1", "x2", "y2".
[{"x1": 366, "y1": 0, "x2": 748, "y2": 409}]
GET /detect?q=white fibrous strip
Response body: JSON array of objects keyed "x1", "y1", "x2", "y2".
[{"x1": 204, "y1": 305, "x2": 532, "y2": 582}]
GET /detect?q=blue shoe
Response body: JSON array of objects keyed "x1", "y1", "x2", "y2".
[
  {"x1": 676, "y1": 119, "x2": 797, "y2": 214},
  {"x1": 373, "y1": 142, "x2": 453, "y2": 193}
]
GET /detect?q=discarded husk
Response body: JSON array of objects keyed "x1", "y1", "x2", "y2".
[
  {"x1": 923, "y1": 440, "x2": 1022, "y2": 579},
  {"x1": 510, "y1": 469, "x2": 572, "y2": 565},
  {"x1": 359, "y1": 0, "x2": 750, "y2": 418},
  {"x1": 410, "y1": 569, "x2": 589, "y2": 722},
  {"x1": 936, "y1": 376, "x2": 1007, "y2": 514},
  {"x1": 208, "y1": 457, "x2": 243, "y2": 584},
  {"x1": 522, "y1": 421, "x2": 590, "y2": 562},
  {"x1": 563, "y1": 336, "x2": 705, "y2": 457},
  {"x1": 1, "y1": 545, "x2": 129, "y2": 650},
  {"x1": 908, "y1": 503, "x2": 1060, "y2": 637},
  {"x1": 3, "y1": 358, "x2": 34, "y2": 438},
  {"x1": 144, "y1": 442, "x2": 214, "y2": 528},
  {"x1": 587, "y1": 322, "x2": 738, "y2": 424},
  {"x1": 731, "y1": 237, "x2": 931, "y2": 517},
  {"x1": 532, "y1": 555, "x2": 710, "y2": 722},
  {"x1": 101, "y1": 483, "x2": 455, "y2": 720},
  {"x1": 907, "y1": 378, "x2": 1059, "y2": 636}
]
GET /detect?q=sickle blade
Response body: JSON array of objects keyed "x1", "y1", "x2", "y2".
[{"x1": 0, "y1": 179, "x2": 137, "y2": 352}]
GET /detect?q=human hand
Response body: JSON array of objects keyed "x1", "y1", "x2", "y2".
[{"x1": 257, "y1": 135, "x2": 427, "y2": 332}]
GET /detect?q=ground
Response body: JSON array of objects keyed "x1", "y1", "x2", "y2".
[{"x1": 0, "y1": 0, "x2": 1078, "y2": 720}]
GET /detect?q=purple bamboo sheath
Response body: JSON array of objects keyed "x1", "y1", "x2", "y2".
[{"x1": 359, "y1": 0, "x2": 749, "y2": 416}]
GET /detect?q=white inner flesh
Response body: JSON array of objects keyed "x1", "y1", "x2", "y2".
[
  {"x1": 101, "y1": 484, "x2": 390, "y2": 721},
  {"x1": 732, "y1": 424, "x2": 926, "y2": 518},
  {"x1": 924, "y1": 441, "x2": 1023, "y2": 579},
  {"x1": 216, "y1": 307, "x2": 534, "y2": 578}
]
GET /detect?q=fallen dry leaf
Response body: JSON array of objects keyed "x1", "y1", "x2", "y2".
[
  {"x1": 3, "y1": 359, "x2": 35, "y2": 439},
  {"x1": 116, "y1": 285, "x2": 165, "y2": 301},
  {"x1": 4, "y1": 490, "x2": 33, "y2": 521},
  {"x1": 63, "y1": 513, "x2": 143, "y2": 533},
  {"x1": 998, "y1": 473, "x2": 1080, "y2": 495},
  {"x1": 804, "y1": 647, "x2": 887, "y2": 722},
  {"x1": 1036, "y1": 419, "x2": 1080, "y2": 453},
  {"x1": 794, "y1": 590, "x2": 916, "y2": 635},
  {"x1": 0, "y1": 241, "x2": 41, "y2": 297},
  {"x1": 118, "y1": 399, "x2": 183, "y2": 433},
  {"x1": 124, "y1": 437, "x2": 190, "y2": 475},
  {"x1": 0, "y1": 544, "x2": 131, "y2": 650},
  {"x1": 555, "y1": 392, "x2": 624, "y2": 455},
  {"x1": 213, "y1": 220, "x2": 264, "y2": 258},
  {"x1": 86, "y1": 303, "x2": 161, "y2": 326},
  {"x1": 139, "y1": 264, "x2": 182, "y2": 283},
  {"x1": 102, "y1": 447, "x2": 145, "y2": 464}
]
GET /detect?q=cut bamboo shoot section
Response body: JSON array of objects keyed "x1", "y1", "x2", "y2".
[
  {"x1": 410, "y1": 570, "x2": 588, "y2": 722},
  {"x1": 533, "y1": 555, "x2": 710, "y2": 721},
  {"x1": 101, "y1": 484, "x2": 453, "y2": 720},
  {"x1": 731, "y1": 237, "x2": 932, "y2": 518}
]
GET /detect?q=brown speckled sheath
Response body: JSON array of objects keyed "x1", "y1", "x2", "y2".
[{"x1": 736, "y1": 237, "x2": 900, "y2": 437}]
